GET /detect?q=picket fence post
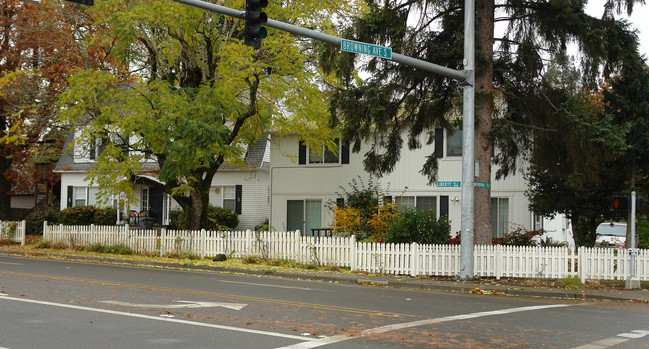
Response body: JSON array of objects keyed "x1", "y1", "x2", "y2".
[
  {"x1": 160, "y1": 228, "x2": 166, "y2": 257},
  {"x1": 20, "y1": 220, "x2": 26, "y2": 246},
  {"x1": 245, "y1": 230, "x2": 252, "y2": 256},
  {"x1": 578, "y1": 247, "x2": 585, "y2": 283},
  {"x1": 349, "y1": 234, "x2": 356, "y2": 271},
  {"x1": 495, "y1": 245, "x2": 502, "y2": 280},
  {"x1": 123, "y1": 224, "x2": 130, "y2": 250},
  {"x1": 295, "y1": 230, "x2": 301, "y2": 263},
  {"x1": 200, "y1": 229, "x2": 206, "y2": 259},
  {"x1": 410, "y1": 242, "x2": 419, "y2": 276}
]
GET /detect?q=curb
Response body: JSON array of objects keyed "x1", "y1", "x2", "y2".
[{"x1": 1, "y1": 249, "x2": 647, "y2": 302}]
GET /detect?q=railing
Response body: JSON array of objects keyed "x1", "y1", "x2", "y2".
[
  {"x1": 41, "y1": 222, "x2": 648, "y2": 281},
  {"x1": 0, "y1": 220, "x2": 26, "y2": 246}
]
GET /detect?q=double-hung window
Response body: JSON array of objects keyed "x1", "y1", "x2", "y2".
[
  {"x1": 491, "y1": 197, "x2": 510, "y2": 238},
  {"x1": 298, "y1": 139, "x2": 349, "y2": 165},
  {"x1": 393, "y1": 196, "x2": 437, "y2": 213},
  {"x1": 446, "y1": 129, "x2": 463, "y2": 157},
  {"x1": 72, "y1": 187, "x2": 99, "y2": 207},
  {"x1": 222, "y1": 186, "x2": 236, "y2": 211}
]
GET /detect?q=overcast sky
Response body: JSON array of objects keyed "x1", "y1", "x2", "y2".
[{"x1": 585, "y1": 0, "x2": 649, "y2": 57}]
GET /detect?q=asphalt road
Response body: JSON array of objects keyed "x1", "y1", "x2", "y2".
[{"x1": 1, "y1": 255, "x2": 648, "y2": 348}]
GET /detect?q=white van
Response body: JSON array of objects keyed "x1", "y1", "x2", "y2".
[{"x1": 595, "y1": 222, "x2": 627, "y2": 247}]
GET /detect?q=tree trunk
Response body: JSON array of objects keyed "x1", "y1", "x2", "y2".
[
  {"x1": 572, "y1": 215, "x2": 598, "y2": 247},
  {"x1": 473, "y1": 0, "x2": 495, "y2": 245},
  {"x1": 0, "y1": 155, "x2": 11, "y2": 220},
  {"x1": 176, "y1": 171, "x2": 216, "y2": 230}
]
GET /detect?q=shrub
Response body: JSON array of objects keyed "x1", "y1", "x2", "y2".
[
  {"x1": 493, "y1": 225, "x2": 544, "y2": 246},
  {"x1": 35, "y1": 240, "x2": 51, "y2": 249},
  {"x1": 59, "y1": 206, "x2": 96, "y2": 225},
  {"x1": 169, "y1": 205, "x2": 239, "y2": 230},
  {"x1": 560, "y1": 276, "x2": 583, "y2": 289},
  {"x1": 103, "y1": 244, "x2": 134, "y2": 255},
  {"x1": 383, "y1": 209, "x2": 451, "y2": 244},
  {"x1": 332, "y1": 176, "x2": 385, "y2": 239},
  {"x1": 206, "y1": 206, "x2": 238, "y2": 230},
  {"x1": 168, "y1": 210, "x2": 184, "y2": 230},
  {"x1": 85, "y1": 243, "x2": 106, "y2": 253},
  {"x1": 93, "y1": 207, "x2": 118, "y2": 225},
  {"x1": 25, "y1": 204, "x2": 61, "y2": 235},
  {"x1": 58, "y1": 206, "x2": 118, "y2": 225},
  {"x1": 255, "y1": 218, "x2": 273, "y2": 231}
]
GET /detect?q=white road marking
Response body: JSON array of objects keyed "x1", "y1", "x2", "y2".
[
  {"x1": 0, "y1": 262, "x2": 22, "y2": 265},
  {"x1": 572, "y1": 329, "x2": 649, "y2": 348},
  {"x1": 276, "y1": 304, "x2": 572, "y2": 349},
  {"x1": 99, "y1": 300, "x2": 247, "y2": 310},
  {"x1": 217, "y1": 279, "x2": 318, "y2": 291},
  {"x1": 0, "y1": 294, "x2": 312, "y2": 342}
]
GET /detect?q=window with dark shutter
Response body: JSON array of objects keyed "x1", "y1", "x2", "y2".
[
  {"x1": 341, "y1": 142, "x2": 350, "y2": 164},
  {"x1": 434, "y1": 128, "x2": 444, "y2": 158},
  {"x1": 298, "y1": 140, "x2": 306, "y2": 165},
  {"x1": 235, "y1": 185, "x2": 242, "y2": 215},
  {"x1": 440, "y1": 196, "x2": 449, "y2": 217},
  {"x1": 67, "y1": 186, "x2": 73, "y2": 208}
]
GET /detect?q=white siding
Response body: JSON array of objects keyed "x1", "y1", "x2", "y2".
[
  {"x1": 60, "y1": 169, "x2": 269, "y2": 230},
  {"x1": 270, "y1": 134, "x2": 533, "y2": 235}
]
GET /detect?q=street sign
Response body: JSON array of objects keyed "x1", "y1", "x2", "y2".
[
  {"x1": 436, "y1": 181, "x2": 461, "y2": 187},
  {"x1": 340, "y1": 39, "x2": 392, "y2": 59},
  {"x1": 436, "y1": 181, "x2": 490, "y2": 188},
  {"x1": 628, "y1": 248, "x2": 640, "y2": 256}
]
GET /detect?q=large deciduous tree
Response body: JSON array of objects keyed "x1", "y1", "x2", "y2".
[
  {"x1": 59, "y1": 0, "x2": 363, "y2": 229},
  {"x1": 0, "y1": 0, "x2": 113, "y2": 218},
  {"x1": 320, "y1": 0, "x2": 643, "y2": 244}
]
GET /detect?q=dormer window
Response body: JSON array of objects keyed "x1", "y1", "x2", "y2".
[{"x1": 74, "y1": 137, "x2": 103, "y2": 162}]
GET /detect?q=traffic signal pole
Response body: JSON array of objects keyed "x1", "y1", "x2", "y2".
[
  {"x1": 170, "y1": 0, "x2": 468, "y2": 81},
  {"x1": 171, "y1": 0, "x2": 476, "y2": 280},
  {"x1": 626, "y1": 191, "x2": 640, "y2": 289}
]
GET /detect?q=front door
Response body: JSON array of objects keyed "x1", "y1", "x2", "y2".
[{"x1": 148, "y1": 187, "x2": 164, "y2": 225}]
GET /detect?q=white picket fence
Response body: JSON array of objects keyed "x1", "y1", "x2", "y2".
[
  {"x1": 42, "y1": 222, "x2": 649, "y2": 282},
  {"x1": 0, "y1": 220, "x2": 26, "y2": 246}
]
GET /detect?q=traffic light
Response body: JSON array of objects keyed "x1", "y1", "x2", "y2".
[
  {"x1": 65, "y1": 0, "x2": 94, "y2": 5},
  {"x1": 612, "y1": 196, "x2": 628, "y2": 211},
  {"x1": 244, "y1": 0, "x2": 268, "y2": 48}
]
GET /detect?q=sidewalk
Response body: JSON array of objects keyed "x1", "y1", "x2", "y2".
[{"x1": 2, "y1": 249, "x2": 648, "y2": 303}]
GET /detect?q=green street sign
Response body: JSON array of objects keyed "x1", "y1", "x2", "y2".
[
  {"x1": 340, "y1": 39, "x2": 392, "y2": 59},
  {"x1": 436, "y1": 181, "x2": 490, "y2": 188},
  {"x1": 436, "y1": 181, "x2": 461, "y2": 188}
]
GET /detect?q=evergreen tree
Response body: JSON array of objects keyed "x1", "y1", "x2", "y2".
[{"x1": 320, "y1": 0, "x2": 644, "y2": 244}]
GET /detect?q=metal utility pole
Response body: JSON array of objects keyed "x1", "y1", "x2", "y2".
[
  {"x1": 459, "y1": 0, "x2": 475, "y2": 280},
  {"x1": 626, "y1": 191, "x2": 640, "y2": 289}
]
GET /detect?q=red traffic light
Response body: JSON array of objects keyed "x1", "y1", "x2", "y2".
[{"x1": 612, "y1": 196, "x2": 628, "y2": 211}]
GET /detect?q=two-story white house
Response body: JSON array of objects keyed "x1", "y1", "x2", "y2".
[
  {"x1": 54, "y1": 131, "x2": 271, "y2": 230},
  {"x1": 269, "y1": 130, "x2": 533, "y2": 238}
]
